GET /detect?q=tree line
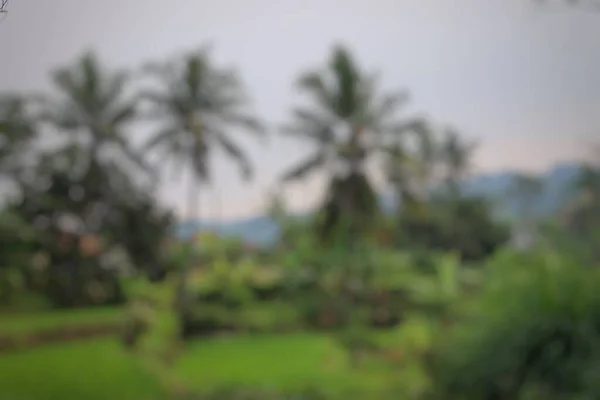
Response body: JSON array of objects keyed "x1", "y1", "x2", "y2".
[{"x1": 1, "y1": 42, "x2": 598, "y2": 309}]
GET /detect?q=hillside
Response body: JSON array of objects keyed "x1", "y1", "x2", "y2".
[{"x1": 175, "y1": 162, "x2": 583, "y2": 246}]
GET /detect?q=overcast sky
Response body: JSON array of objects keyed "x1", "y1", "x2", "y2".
[{"x1": 1, "y1": 0, "x2": 599, "y2": 220}]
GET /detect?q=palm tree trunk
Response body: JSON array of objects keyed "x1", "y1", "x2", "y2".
[
  {"x1": 187, "y1": 174, "x2": 199, "y2": 221},
  {"x1": 178, "y1": 174, "x2": 199, "y2": 323}
]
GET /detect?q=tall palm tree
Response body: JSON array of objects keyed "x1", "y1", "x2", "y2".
[
  {"x1": 141, "y1": 47, "x2": 265, "y2": 220},
  {"x1": 39, "y1": 52, "x2": 147, "y2": 181},
  {"x1": 141, "y1": 47, "x2": 264, "y2": 317},
  {"x1": 281, "y1": 44, "x2": 416, "y2": 239}
]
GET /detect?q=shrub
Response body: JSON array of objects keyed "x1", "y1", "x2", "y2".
[{"x1": 433, "y1": 249, "x2": 600, "y2": 399}]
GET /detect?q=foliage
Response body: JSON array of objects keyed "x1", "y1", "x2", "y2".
[
  {"x1": 123, "y1": 274, "x2": 189, "y2": 397},
  {"x1": 397, "y1": 196, "x2": 511, "y2": 262},
  {"x1": 8, "y1": 159, "x2": 172, "y2": 307},
  {"x1": 181, "y1": 257, "x2": 302, "y2": 335},
  {"x1": 0, "y1": 210, "x2": 37, "y2": 304},
  {"x1": 37, "y1": 51, "x2": 149, "y2": 177},
  {"x1": 0, "y1": 94, "x2": 37, "y2": 177},
  {"x1": 434, "y1": 249, "x2": 600, "y2": 399}
]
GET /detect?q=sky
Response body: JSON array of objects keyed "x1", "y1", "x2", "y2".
[{"x1": 0, "y1": 0, "x2": 599, "y2": 220}]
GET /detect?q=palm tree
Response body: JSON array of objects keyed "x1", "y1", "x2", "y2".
[
  {"x1": 140, "y1": 47, "x2": 264, "y2": 316},
  {"x1": 0, "y1": 95, "x2": 37, "y2": 177},
  {"x1": 439, "y1": 127, "x2": 478, "y2": 197},
  {"x1": 141, "y1": 46, "x2": 265, "y2": 221},
  {"x1": 281, "y1": 44, "x2": 417, "y2": 239},
  {"x1": 38, "y1": 52, "x2": 147, "y2": 180},
  {"x1": 385, "y1": 119, "x2": 439, "y2": 216}
]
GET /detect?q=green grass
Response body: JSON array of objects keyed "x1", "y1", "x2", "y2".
[
  {"x1": 177, "y1": 332, "x2": 350, "y2": 392},
  {"x1": 0, "y1": 338, "x2": 164, "y2": 400},
  {"x1": 0, "y1": 306, "x2": 124, "y2": 336},
  {"x1": 0, "y1": 332, "x2": 402, "y2": 399}
]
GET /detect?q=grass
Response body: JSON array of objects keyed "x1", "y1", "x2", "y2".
[
  {"x1": 0, "y1": 307, "x2": 405, "y2": 398},
  {"x1": 0, "y1": 338, "x2": 164, "y2": 400},
  {"x1": 0, "y1": 332, "x2": 402, "y2": 399},
  {"x1": 0, "y1": 306, "x2": 124, "y2": 336},
  {"x1": 177, "y1": 332, "x2": 350, "y2": 392}
]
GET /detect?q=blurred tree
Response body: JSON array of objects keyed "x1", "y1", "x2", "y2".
[
  {"x1": 0, "y1": 94, "x2": 37, "y2": 178},
  {"x1": 558, "y1": 159, "x2": 600, "y2": 264},
  {"x1": 281, "y1": 44, "x2": 419, "y2": 241},
  {"x1": 434, "y1": 249, "x2": 600, "y2": 399},
  {"x1": 37, "y1": 52, "x2": 149, "y2": 180},
  {"x1": 0, "y1": 210, "x2": 36, "y2": 304},
  {"x1": 439, "y1": 127, "x2": 478, "y2": 197},
  {"x1": 385, "y1": 120, "x2": 439, "y2": 219},
  {"x1": 508, "y1": 173, "x2": 544, "y2": 248},
  {"x1": 140, "y1": 46, "x2": 265, "y2": 319},
  {"x1": 11, "y1": 152, "x2": 173, "y2": 306},
  {"x1": 398, "y1": 196, "x2": 510, "y2": 262},
  {"x1": 141, "y1": 46, "x2": 265, "y2": 221}
]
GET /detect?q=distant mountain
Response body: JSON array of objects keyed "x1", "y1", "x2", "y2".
[
  {"x1": 175, "y1": 162, "x2": 585, "y2": 246},
  {"x1": 461, "y1": 162, "x2": 582, "y2": 218},
  {"x1": 175, "y1": 215, "x2": 281, "y2": 247}
]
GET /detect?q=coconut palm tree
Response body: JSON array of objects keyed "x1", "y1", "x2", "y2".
[
  {"x1": 281, "y1": 44, "x2": 417, "y2": 239},
  {"x1": 140, "y1": 47, "x2": 265, "y2": 313},
  {"x1": 141, "y1": 46, "x2": 265, "y2": 220},
  {"x1": 38, "y1": 52, "x2": 147, "y2": 182}
]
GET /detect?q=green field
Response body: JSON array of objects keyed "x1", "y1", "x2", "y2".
[
  {"x1": 0, "y1": 339, "x2": 163, "y2": 400},
  {"x1": 178, "y1": 333, "x2": 348, "y2": 390},
  {"x1": 0, "y1": 331, "x2": 403, "y2": 399}
]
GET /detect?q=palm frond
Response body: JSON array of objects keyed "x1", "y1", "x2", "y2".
[
  {"x1": 144, "y1": 126, "x2": 181, "y2": 152},
  {"x1": 280, "y1": 108, "x2": 334, "y2": 144},
  {"x1": 213, "y1": 130, "x2": 253, "y2": 180},
  {"x1": 297, "y1": 72, "x2": 334, "y2": 112},
  {"x1": 330, "y1": 45, "x2": 360, "y2": 118},
  {"x1": 219, "y1": 112, "x2": 266, "y2": 139},
  {"x1": 373, "y1": 90, "x2": 410, "y2": 123},
  {"x1": 109, "y1": 103, "x2": 137, "y2": 126},
  {"x1": 101, "y1": 71, "x2": 130, "y2": 111},
  {"x1": 281, "y1": 151, "x2": 326, "y2": 182}
]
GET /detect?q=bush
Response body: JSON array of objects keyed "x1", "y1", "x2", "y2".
[
  {"x1": 181, "y1": 258, "x2": 299, "y2": 335},
  {"x1": 433, "y1": 249, "x2": 600, "y2": 399},
  {"x1": 398, "y1": 196, "x2": 510, "y2": 262}
]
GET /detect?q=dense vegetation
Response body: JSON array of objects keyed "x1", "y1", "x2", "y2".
[{"x1": 1, "y1": 5, "x2": 599, "y2": 397}]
